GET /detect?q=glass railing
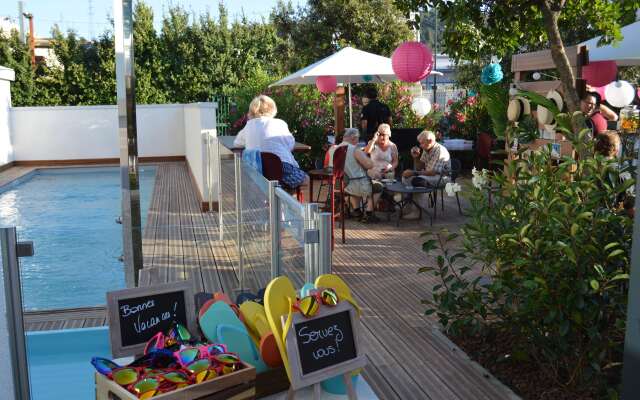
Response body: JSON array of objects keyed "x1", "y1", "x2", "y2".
[{"x1": 215, "y1": 138, "x2": 332, "y2": 292}]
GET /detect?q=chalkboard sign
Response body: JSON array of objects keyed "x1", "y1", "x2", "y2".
[
  {"x1": 106, "y1": 281, "x2": 196, "y2": 358},
  {"x1": 283, "y1": 301, "x2": 367, "y2": 391},
  {"x1": 294, "y1": 310, "x2": 357, "y2": 375}
]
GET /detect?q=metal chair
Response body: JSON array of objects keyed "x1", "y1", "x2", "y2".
[
  {"x1": 260, "y1": 152, "x2": 304, "y2": 203},
  {"x1": 437, "y1": 158, "x2": 463, "y2": 215}
]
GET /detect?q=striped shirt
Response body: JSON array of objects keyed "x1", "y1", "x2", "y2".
[{"x1": 420, "y1": 142, "x2": 450, "y2": 174}]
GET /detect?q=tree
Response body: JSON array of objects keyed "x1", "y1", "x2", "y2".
[
  {"x1": 394, "y1": 0, "x2": 640, "y2": 112},
  {"x1": 271, "y1": 0, "x2": 413, "y2": 71},
  {"x1": 0, "y1": 30, "x2": 36, "y2": 106}
]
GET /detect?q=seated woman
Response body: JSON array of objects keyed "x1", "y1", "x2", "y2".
[
  {"x1": 234, "y1": 95, "x2": 308, "y2": 189},
  {"x1": 364, "y1": 123, "x2": 398, "y2": 180},
  {"x1": 340, "y1": 128, "x2": 378, "y2": 222},
  {"x1": 594, "y1": 130, "x2": 621, "y2": 159}
]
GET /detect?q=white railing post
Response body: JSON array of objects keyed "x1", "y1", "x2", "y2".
[
  {"x1": 317, "y1": 212, "x2": 333, "y2": 276},
  {"x1": 268, "y1": 181, "x2": 281, "y2": 279},
  {"x1": 234, "y1": 152, "x2": 244, "y2": 291}
]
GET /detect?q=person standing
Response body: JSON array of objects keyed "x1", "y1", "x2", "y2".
[{"x1": 360, "y1": 87, "x2": 392, "y2": 142}]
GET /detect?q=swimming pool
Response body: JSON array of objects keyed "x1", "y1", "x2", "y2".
[
  {"x1": 0, "y1": 167, "x2": 156, "y2": 310},
  {"x1": 26, "y1": 327, "x2": 114, "y2": 400}
]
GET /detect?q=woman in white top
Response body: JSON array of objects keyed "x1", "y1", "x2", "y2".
[
  {"x1": 234, "y1": 95, "x2": 308, "y2": 188},
  {"x1": 364, "y1": 123, "x2": 398, "y2": 180}
]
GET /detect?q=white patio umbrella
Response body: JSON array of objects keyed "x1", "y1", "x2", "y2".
[
  {"x1": 271, "y1": 46, "x2": 443, "y2": 127},
  {"x1": 581, "y1": 21, "x2": 640, "y2": 66}
]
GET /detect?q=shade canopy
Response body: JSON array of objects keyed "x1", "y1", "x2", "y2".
[
  {"x1": 271, "y1": 46, "x2": 442, "y2": 86},
  {"x1": 581, "y1": 21, "x2": 640, "y2": 66}
]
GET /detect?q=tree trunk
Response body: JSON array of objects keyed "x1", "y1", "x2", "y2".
[{"x1": 540, "y1": 1, "x2": 580, "y2": 113}]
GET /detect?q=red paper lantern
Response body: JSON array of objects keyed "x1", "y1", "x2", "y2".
[
  {"x1": 391, "y1": 41, "x2": 434, "y2": 83},
  {"x1": 315, "y1": 76, "x2": 337, "y2": 93},
  {"x1": 582, "y1": 61, "x2": 617, "y2": 87}
]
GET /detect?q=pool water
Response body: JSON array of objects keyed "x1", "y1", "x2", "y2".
[
  {"x1": 26, "y1": 327, "x2": 113, "y2": 400},
  {"x1": 0, "y1": 167, "x2": 156, "y2": 310}
]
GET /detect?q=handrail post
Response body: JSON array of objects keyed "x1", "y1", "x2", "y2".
[
  {"x1": 217, "y1": 139, "x2": 225, "y2": 240},
  {"x1": 1, "y1": 227, "x2": 32, "y2": 400},
  {"x1": 234, "y1": 152, "x2": 245, "y2": 291},
  {"x1": 304, "y1": 203, "x2": 319, "y2": 283},
  {"x1": 268, "y1": 180, "x2": 281, "y2": 279},
  {"x1": 317, "y1": 212, "x2": 333, "y2": 276}
]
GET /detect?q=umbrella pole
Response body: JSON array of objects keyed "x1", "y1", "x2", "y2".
[{"x1": 348, "y1": 82, "x2": 353, "y2": 128}]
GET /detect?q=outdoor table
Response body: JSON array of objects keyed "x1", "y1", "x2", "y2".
[
  {"x1": 217, "y1": 135, "x2": 311, "y2": 153},
  {"x1": 382, "y1": 181, "x2": 434, "y2": 226},
  {"x1": 308, "y1": 167, "x2": 334, "y2": 204}
]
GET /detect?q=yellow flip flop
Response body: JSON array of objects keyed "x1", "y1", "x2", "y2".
[
  {"x1": 264, "y1": 276, "x2": 297, "y2": 381},
  {"x1": 315, "y1": 274, "x2": 360, "y2": 315},
  {"x1": 240, "y1": 301, "x2": 283, "y2": 369}
]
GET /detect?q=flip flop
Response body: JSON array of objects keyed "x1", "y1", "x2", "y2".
[
  {"x1": 239, "y1": 301, "x2": 283, "y2": 368},
  {"x1": 264, "y1": 276, "x2": 297, "y2": 381},
  {"x1": 315, "y1": 274, "x2": 360, "y2": 315},
  {"x1": 217, "y1": 324, "x2": 269, "y2": 373},
  {"x1": 299, "y1": 282, "x2": 315, "y2": 297},
  {"x1": 199, "y1": 294, "x2": 244, "y2": 323},
  {"x1": 314, "y1": 274, "x2": 362, "y2": 390},
  {"x1": 199, "y1": 301, "x2": 269, "y2": 373}
]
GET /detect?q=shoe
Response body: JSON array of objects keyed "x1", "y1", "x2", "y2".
[
  {"x1": 350, "y1": 209, "x2": 363, "y2": 219},
  {"x1": 401, "y1": 208, "x2": 421, "y2": 220},
  {"x1": 362, "y1": 211, "x2": 380, "y2": 223}
]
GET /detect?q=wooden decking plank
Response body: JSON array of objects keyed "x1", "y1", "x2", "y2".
[{"x1": 176, "y1": 164, "x2": 204, "y2": 293}]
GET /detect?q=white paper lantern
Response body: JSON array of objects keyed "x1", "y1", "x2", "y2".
[
  {"x1": 411, "y1": 97, "x2": 431, "y2": 117},
  {"x1": 604, "y1": 80, "x2": 635, "y2": 108}
]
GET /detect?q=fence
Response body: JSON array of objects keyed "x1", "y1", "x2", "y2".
[{"x1": 216, "y1": 140, "x2": 332, "y2": 291}]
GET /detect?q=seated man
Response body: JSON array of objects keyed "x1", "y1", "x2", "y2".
[
  {"x1": 340, "y1": 128, "x2": 379, "y2": 223},
  {"x1": 402, "y1": 130, "x2": 451, "y2": 186},
  {"x1": 400, "y1": 130, "x2": 451, "y2": 219}
]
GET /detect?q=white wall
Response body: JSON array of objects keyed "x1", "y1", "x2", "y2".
[
  {"x1": 10, "y1": 104, "x2": 185, "y2": 161},
  {"x1": 184, "y1": 103, "x2": 217, "y2": 203},
  {"x1": 0, "y1": 66, "x2": 15, "y2": 167}
]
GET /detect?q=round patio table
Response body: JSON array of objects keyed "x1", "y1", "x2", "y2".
[{"x1": 382, "y1": 181, "x2": 435, "y2": 226}]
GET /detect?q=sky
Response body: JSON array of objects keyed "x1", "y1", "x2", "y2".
[{"x1": 0, "y1": 0, "x2": 306, "y2": 39}]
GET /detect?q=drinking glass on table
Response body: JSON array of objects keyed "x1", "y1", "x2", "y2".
[{"x1": 411, "y1": 146, "x2": 421, "y2": 158}]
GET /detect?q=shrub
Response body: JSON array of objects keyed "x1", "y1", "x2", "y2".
[{"x1": 421, "y1": 124, "x2": 635, "y2": 393}]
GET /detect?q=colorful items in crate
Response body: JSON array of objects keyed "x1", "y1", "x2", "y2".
[{"x1": 91, "y1": 323, "x2": 244, "y2": 398}]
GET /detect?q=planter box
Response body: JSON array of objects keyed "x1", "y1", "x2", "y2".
[{"x1": 95, "y1": 362, "x2": 256, "y2": 400}]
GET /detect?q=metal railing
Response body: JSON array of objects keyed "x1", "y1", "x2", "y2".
[{"x1": 216, "y1": 140, "x2": 332, "y2": 291}]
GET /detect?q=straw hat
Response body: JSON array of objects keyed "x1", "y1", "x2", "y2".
[
  {"x1": 536, "y1": 90, "x2": 564, "y2": 126},
  {"x1": 507, "y1": 96, "x2": 531, "y2": 122}
]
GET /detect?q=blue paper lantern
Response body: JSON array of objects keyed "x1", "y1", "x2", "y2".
[{"x1": 481, "y1": 63, "x2": 503, "y2": 85}]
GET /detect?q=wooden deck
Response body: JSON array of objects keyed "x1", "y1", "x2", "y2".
[{"x1": 12, "y1": 162, "x2": 518, "y2": 399}]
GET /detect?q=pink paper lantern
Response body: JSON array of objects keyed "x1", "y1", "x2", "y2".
[
  {"x1": 391, "y1": 41, "x2": 434, "y2": 83},
  {"x1": 315, "y1": 76, "x2": 337, "y2": 93}
]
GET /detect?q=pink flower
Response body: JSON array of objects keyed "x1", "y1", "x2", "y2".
[
  {"x1": 447, "y1": 99, "x2": 454, "y2": 106},
  {"x1": 456, "y1": 113, "x2": 466, "y2": 123},
  {"x1": 450, "y1": 123, "x2": 458, "y2": 131},
  {"x1": 433, "y1": 103, "x2": 440, "y2": 111},
  {"x1": 467, "y1": 96, "x2": 477, "y2": 105}
]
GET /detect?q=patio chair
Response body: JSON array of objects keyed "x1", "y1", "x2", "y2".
[
  {"x1": 329, "y1": 146, "x2": 349, "y2": 247},
  {"x1": 437, "y1": 158, "x2": 463, "y2": 215},
  {"x1": 260, "y1": 152, "x2": 304, "y2": 203}
]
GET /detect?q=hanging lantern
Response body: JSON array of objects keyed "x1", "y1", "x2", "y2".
[
  {"x1": 411, "y1": 97, "x2": 431, "y2": 117},
  {"x1": 315, "y1": 76, "x2": 337, "y2": 93},
  {"x1": 391, "y1": 41, "x2": 433, "y2": 83},
  {"x1": 604, "y1": 80, "x2": 635, "y2": 108}
]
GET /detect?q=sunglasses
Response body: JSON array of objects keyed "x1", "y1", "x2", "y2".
[
  {"x1": 174, "y1": 343, "x2": 227, "y2": 367},
  {"x1": 184, "y1": 358, "x2": 220, "y2": 384},
  {"x1": 144, "y1": 323, "x2": 194, "y2": 355},
  {"x1": 293, "y1": 288, "x2": 338, "y2": 318},
  {"x1": 92, "y1": 349, "x2": 177, "y2": 378}
]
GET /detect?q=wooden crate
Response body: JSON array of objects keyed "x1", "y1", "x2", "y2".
[
  {"x1": 95, "y1": 362, "x2": 256, "y2": 400},
  {"x1": 255, "y1": 367, "x2": 290, "y2": 399}
]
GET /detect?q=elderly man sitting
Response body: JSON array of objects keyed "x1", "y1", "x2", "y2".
[
  {"x1": 337, "y1": 128, "x2": 380, "y2": 223},
  {"x1": 401, "y1": 130, "x2": 451, "y2": 219}
]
